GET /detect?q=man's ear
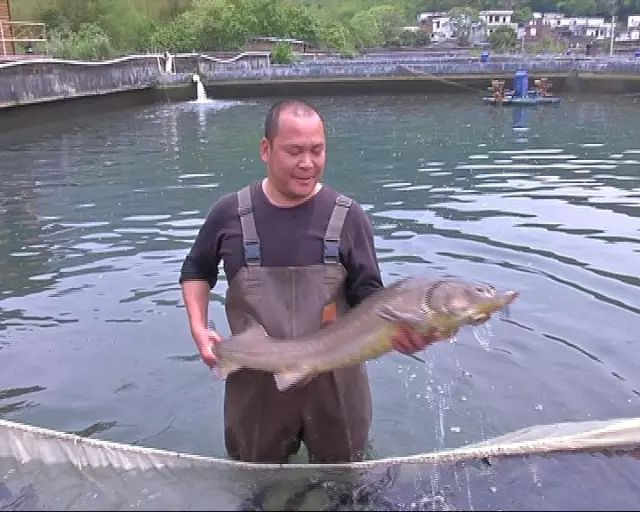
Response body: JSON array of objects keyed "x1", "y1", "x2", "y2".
[{"x1": 260, "y1": 137, "x2": 270, "y2": 164}]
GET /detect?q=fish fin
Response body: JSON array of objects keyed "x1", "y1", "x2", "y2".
[
  {"x1": 403, "y1": 352, "x2": 426, "y2": 364},
  {"x1": 377, "y1": 305, "x2": 424, "y2": 328},
  {"x1": 240, "y1": 316, "x2": 269, "y2": 338},
  {"x1": 273, "y1": 370, "x2": 311, "y2": 392},
  {"x1": 212, "y1": 359, "x2": 242, "y2": 380}
]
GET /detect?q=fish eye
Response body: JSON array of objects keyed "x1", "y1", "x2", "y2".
[{"x1": 475, "y1": 285, "x2": 495, "y2": 297}]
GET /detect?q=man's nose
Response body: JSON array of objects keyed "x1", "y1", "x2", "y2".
[{"x1": 298, "y1": 153, "x2": 313, "y2": 168}]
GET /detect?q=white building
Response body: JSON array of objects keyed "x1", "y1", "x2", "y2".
[
  {"x1": 418, "y1": 9, "x2": 517, "y2": 42},
  {"x1": 564, "y1": 17, "x2": 613, "y2": 39},
  {"x1": 616, "y1": 14, "x2": 640, "y2": 41},
  {"x1": 480, "y1": 9, "x2": 518, "y2": 36},
  {"x1": 417, "y1": 12, "x2": 455, "y2": 41},
  {"x1": 541, "y1": 12, "x2": 565, "y2": 27},
  {"x1": 628, "y1": 15, "x2": 640, "y2": 29}
]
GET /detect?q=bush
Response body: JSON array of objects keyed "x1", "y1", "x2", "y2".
[
  {"x1": 271, "y1": 42, "x2": 294, "y2": 64},
  {"x1": 527, "y1": 35, "x2": 566, "y2": 54},
  {"x1": 48, "y1": 23, "x2": 114, "y2": 61},
  {"x1": 488, "y1": 26, "x2": 517, "y2": 52}
]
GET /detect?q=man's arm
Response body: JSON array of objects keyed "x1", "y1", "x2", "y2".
[
  {"x1": 179, "y1": 198, "x2": 230, "y2": 367},
  {"x1": 340, "y1": 202, "x2": 384, "y2": 308},
  {"x1": 181, "y1": 280, "x2": 220, "y2": 368}
]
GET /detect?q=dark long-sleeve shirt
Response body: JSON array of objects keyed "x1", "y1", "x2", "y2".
[{"x1": 179, "y1": 180, "x2": 383, "y2": 307}]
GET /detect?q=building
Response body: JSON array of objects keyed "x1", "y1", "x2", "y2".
[
  {"x1": 245, "y1": 36, "x2": 309, "y2": 53},
  {"x1": 0, "y1": 0, "x2": 15, "y2": 56},
  {"x1": 480, "y1": 10, "x2": 518, "y2": 37},
  {"x1": 417, "y1": 12, "x2": 454, "y2": 41},
  {"x1": 418, "y1": 9, "x2": 518, "y2": 42},
  {"x1": 616, "y1": 14, "x2": 640, "y2": 42}
]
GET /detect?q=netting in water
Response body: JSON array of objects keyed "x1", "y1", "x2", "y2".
[{"x1": 1, "y1": 416, "x2": 640, "y2": 510}]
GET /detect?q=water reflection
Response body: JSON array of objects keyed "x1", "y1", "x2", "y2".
[{"x1": 0, "y1": 94, "x2": 638, "y2": 507}]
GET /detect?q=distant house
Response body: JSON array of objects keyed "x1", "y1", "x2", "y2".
[
  {"x1": 0, "y1": 0, "x2": 15, "y2": 56},
  {"x1": 418, "y1": 9, "x2": 518, "y2": 43},
  {"x1": 417, "y1": 12, "x2": 454, "y2": 41},
  {"x1": 616, "y1": 14, "x2": 640, "y2": 41},
  {"x1": 565, "y1": 17, "x2": 613, "y2": 39},
  {"x1": 245, "y1": 37, "x2": 309, "y2": 53},
  {"x1": 480, "y1": 10, "x2": 518, "y2": 37}
]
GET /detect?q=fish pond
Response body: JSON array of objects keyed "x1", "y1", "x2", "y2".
[{"x1": 0, "y1": 90, "x2": 639, "y2": 510}]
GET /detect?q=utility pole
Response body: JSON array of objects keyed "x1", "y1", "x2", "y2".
[{"x1": 609, "y1": 0, "x2": 615, "y2": 57}]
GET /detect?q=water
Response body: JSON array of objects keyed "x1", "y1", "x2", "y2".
[
  {"x1": 1, "y1": 92, "x2": 639, "y2": 508},
  {"x1": 192, "y1": 74, "x2": 209, "y2": 102}
]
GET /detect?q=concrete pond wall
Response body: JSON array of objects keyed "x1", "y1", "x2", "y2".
[{"x1": 1, "y1": 51, "x2": 640, "y2": 109}]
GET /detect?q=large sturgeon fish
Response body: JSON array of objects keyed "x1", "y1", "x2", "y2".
[{"x1": 214, "y1": 275, "x2": 519, "y2": 391}]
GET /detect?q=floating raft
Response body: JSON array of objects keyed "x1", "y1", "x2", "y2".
[{"x1": 483, "y1": 95, "x2": 561, "y2": 106}]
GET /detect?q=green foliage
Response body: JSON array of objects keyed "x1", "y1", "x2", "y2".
[
  {"x1": 397, "y1": 29, "x2": 431, "y2": 47},
  {"x1": 558, "y1": 0, "x2": 598, "y2": 15},
  {"x1": 320, "y1": 21, "x2": 357, "y2": 56},
  {"x1": 349, "y1": 10, "x2": 384, "y2": 50},
  {"x1": 448, "y1": 6, "x2": 484, "y2": 46},
  {"x1": 48, "y1": 22, "x2": 114, "y2": 60},
  {"x1": 148, "y1": 16, "x2": 199, "y2": 52},
  {"x1": 367, "y1": 5, "x2": 405, "y2": 43},
  {"x1": 488, "y1": 25, "x2": 518, "y2": 52},
  {"x1": 512, "y1": 6, "x2": 534, "y2": 24},
  {"x1": 527, "y1": 34, "x2": 566, "y2": 53},
  {"x1": 15, "y1": 0, "x2": 635, "y2": 60},
  {"x1": 346, "y1": 4, "x2": 405, "y2": 50},
  {"x1": 271, "y1": 42, "x2": 294, "y2": 63}
]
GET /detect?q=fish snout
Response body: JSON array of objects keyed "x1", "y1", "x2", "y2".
[
  {"x1": 469, "y1": 312, "x2": 490, "y2": 325},
  {"x1": 504, "y1": 290, "x2": 519, "y2": 305}
]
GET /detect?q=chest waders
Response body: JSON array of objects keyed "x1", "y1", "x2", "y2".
[{"x1": 223, "y1": 185, "x2": 372, "y2": 463}]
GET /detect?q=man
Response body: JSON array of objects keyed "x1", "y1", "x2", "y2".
[{"x1": 179, "y1": 98, "x2": 445, "y2": 464}]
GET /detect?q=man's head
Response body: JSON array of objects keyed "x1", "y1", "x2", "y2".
[{"x1": 260, "y1": 99, "x2": 326, "y2": 203}]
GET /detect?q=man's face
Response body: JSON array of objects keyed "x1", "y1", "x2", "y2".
[{"x1": 260, "y1": 109, "x2": 326, "y2": 200}]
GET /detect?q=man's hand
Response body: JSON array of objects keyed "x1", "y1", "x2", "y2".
[
  {"x1": 193, "y1": 327, "x2": 222, "y2": 368},
  {"x1": 390, "y1": 324, "x2": 447, "y2": 355}
]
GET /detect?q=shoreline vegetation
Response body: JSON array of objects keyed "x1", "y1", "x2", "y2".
[{"x1": 9, "y1": 0, "x2": 640, "y2": 61}]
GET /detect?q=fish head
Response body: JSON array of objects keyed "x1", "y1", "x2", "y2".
[{"x1": 424, "y1": 279, "x2": 519, "y2": 327}]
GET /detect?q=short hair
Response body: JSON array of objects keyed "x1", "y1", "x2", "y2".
[{"x1": 264, "y1": 99, "x2": 325, "y2": 143}]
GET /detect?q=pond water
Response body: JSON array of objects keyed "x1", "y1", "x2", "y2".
[{"x1": 0, "y1": 91, "x2": 639, "y2": 509}]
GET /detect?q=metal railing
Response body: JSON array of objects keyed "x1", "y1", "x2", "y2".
[{"x1": 0, "y1": 21, "x2": 47, "y2": 57}]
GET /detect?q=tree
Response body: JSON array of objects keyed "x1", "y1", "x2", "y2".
[
  {"x1": 558, "y1": 0, "x2": 599, "y2": 15},
  {"x1": 513, "y1": 6, "x2": 534, "y2": 24},
  {"x1": 488, "y1": 25, "x2": 518, "y2": 51},
  {"x1": 368, "y1": 5, "x2": 406, "y2": 45},
  {"x1": 350, "y1": 10, "x2": 385, "y2": 49},
  {"x1": 448, "y1": 6, "x2": 485, "y2": 45},
  {"x1": 320, "y1": 21, "x2": 357, "y2": 56}
]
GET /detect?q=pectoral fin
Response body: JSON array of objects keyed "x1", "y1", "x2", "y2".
[
  {"x1": 273, "y1": 370, "x2": 312, "y2": 392},
  {"x1": 212, "y1": 360, "x2": 242, "y2": 380},
  {"x1": 404, "y1": 353, "x2": 426, "y2": 364},
  {"x1": 242, "y1": 316, "x2": 269, "y2": 338},
  {"x1": 377, "y1": 304, "x2": 425, "y2": 328}
]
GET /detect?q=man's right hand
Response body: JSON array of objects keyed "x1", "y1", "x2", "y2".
[{"x1": 193, "y1": 328, "x2": 222, "y2": 368}]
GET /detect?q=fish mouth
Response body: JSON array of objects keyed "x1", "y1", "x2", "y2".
[{"x1": 468, "y1": 290, "x2": 519, "y2": 323}]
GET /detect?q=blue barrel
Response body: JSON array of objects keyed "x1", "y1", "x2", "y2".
[
  {"x1": 480, "y1": 51, "x2": 490, "y2": 63},
  {"x1": 635, "y1": 48, "x2": 640, "y2": 58},
  {"x1": 514, "y1": 70, "x2": 529, "y2": 98}
]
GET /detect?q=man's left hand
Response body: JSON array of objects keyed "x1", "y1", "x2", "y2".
[{"x1": 390, "y1": 324, "x2": 448, "y2": 355}]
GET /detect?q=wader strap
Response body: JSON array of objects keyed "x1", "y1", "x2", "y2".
[
  {"x1": 324, "y1": 194, "x2": 352, "y2": 263},
  {"x1": 237, "y1": 185, "x2": 261, "y2": 266}
]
